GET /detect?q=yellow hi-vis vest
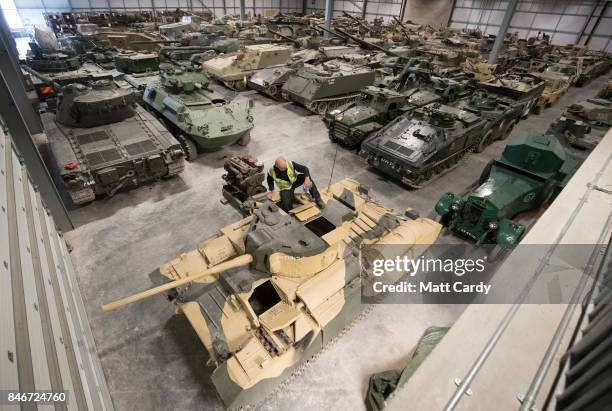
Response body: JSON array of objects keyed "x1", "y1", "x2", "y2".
[{"x1": 268, "y1": 161, "x2": 297, "y2": 191}]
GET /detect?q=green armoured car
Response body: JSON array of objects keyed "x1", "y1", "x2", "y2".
[
  {"x1": 142, "y1": 66, "x2": 254, "y2": 160},
  {"x1": 435, "y1": 133, "x2": 582, "y2": 246}
]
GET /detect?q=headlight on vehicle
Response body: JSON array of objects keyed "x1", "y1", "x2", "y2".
[
  {"x1": 488, "y1": 221, "x2": 499, "y2": 230},
  {"x1": 329, "y1": 109, "x2": 341, "y2": 116}
]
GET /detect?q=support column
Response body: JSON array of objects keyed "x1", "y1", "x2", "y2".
[
  {"x1": 324, "y1": 0, "x2": 334, "y2": 32},
  {"x1": 586, "y1": 1, "x2": 608, "y2": 46},
  {"x1": 362, "y1": 0, "x2": 368, "y2": 20},
  {"x1": 240, "y1": 0, "x2": 245, "y2": 20},
  {"x1": 487, "y1": 0, "x2": 518, "y2": 64}
]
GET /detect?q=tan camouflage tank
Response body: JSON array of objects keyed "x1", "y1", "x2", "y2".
[
  {"x1": 202, "y1": 43, "x2": 293, "y2": 90},
  {"x1": 103, "y1": 178, "x2": 441, "y2": 408}
]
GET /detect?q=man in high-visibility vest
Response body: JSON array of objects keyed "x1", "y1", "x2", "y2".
[{"x1": 266, "y1": 156, "x2": 325, "y2": 211}]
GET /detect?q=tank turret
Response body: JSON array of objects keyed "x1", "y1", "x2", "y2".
[{"x1": 55, "y1": 81, "x2": 136, "y2": 128}]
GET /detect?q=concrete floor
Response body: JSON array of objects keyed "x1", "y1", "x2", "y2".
[{"x1": 64, "y1": 76, "x2": 607, "y2": 410}]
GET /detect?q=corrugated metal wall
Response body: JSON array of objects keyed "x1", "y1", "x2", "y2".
[
  {"x1": 305, "y1": 0, "x2": 404, "y2": 22},
  {"x1": 449, "y1": 0, "x2": 612, "y2": 51},
  {"x1": 0, "y1": 122, "x2": 113, "y2": 410}
]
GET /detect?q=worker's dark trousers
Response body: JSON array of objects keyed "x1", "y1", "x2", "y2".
[{"x1": 279, "y1": 174, "x2": 321, "y2": 212}]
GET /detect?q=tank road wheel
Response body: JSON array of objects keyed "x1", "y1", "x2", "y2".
[
  {"x1": 475, "y1": 130, "x2": 494, "y2": 153},
  {"x1": 237, "y1": 131, "x2": 251, "y2": 146},
  {"x1": 267, "y1": 84, "x2": 279, "y2": 98},
  {"x1": 306, "y1": 102, "x2": 318, "y2": 113},
  {"x1": 179, "y1": 135, "x2": 198, "y2": 161},
  {"x1": 226, "y1": 80, "x2": 236, "y2": 90},
  {"x1": 235, "y1": 79, "x2": 247, "y2": 91},
  {"x1": 316, "y1": 102, "x2": 329, "y2": 115}
]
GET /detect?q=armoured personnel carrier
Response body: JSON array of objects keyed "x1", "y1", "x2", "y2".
[
  {"x1": 102, "y1": 178, "x2": 442, "y2": 408},
  {"x1": 478, "y1": 73, "x2": 545, "y2": 118},
  {"x1": 360, "y1": 102, "x2": 490, "y2": 188},
  {"x1": 575, "y1": 55, "x2": 610, "y2": 87},
  {"x1": 202, "y1": 44, "x2": 293, "y2": 90},
  {"x1": 281, "y1": 59, "x2": 377, "y2": 114},
  {"x1": 142, "y1": 67, "x2": 254, "y2": 160},
  {"x1": 41, "y1": 82, "x2": 184, "y2": 205},
  {"x1": 114, "y1": 50, "x2": 159, "y2": 74},
  {"x1": 435, "y1": 133, "x2": 581, "y2": 246}
]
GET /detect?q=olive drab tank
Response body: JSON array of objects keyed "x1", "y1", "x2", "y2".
[
  {"x1": 202, "y1": 44, "x2": 293, "y2": 90},
  {"x1": 281, "y1": 59, "x2": 377, "y2": 115},
  {"x1": 360, "y1": 102, "x2": 490, "y2": 188},
  {"x1": 142, "y1": 66, "x2": 254, "y2": 160},
  {"x1": 101, "y1": 178, "x2": 442, "y2": 408},
  {"x1": 41, "y1": 82, "x2": 184, "y2": 205}
]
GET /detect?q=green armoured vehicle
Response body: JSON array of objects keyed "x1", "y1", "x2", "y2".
[
  {"x1": 360, "y1": 103, "x2": 488, "y2": 188},
  {"x1": 281, "y1": 59, "x2": 377, "y2": 115},
  {"x1": 434, "y1": 133, "x2": 582, "y2": 246},
  {"x1": 142, "y1": 67, "x2": 254, "y2": 160},
  {"x1": 114, "y1": 50, "x2": 159, "y2": 74},
  {"x1": 323, "y1": 60, "x2": 474, "y2": 149},
  {"x1": 41, "y1": 82, "x2": 184, "y2": 205},
  {"x1": 323, "y1": 86, "x2": 435, "y2": 148},
  {"x1": 101, "y1": 178, "x2": 442, "y2": 409}
]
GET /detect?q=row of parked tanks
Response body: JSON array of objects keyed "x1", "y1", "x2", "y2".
[{"x1": 23, "y1": 25, "x2": 255, "y2": 205}]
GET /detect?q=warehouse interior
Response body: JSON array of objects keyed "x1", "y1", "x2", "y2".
[{"x1": 1, "y1": 1, "x2": 612, "y2": 410}]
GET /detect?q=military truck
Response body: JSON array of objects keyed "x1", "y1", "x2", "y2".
[
  {"x1": 102, "y1": 178, "x2": 442, "y2": 408},
  {"x1": 142, "y1": 67, "x2": 254, "y2": 160},
  {"x1": 435, "y1": 133, "x2": 582, "y2": 246},
  {"x1": 360, "y1": 102, "x2": 492, "y2": 188},
  {"x1": 41, "y1": 82, "x2": 184, "y2": 205},
  {"x1": 281, "y1": 59, "x2": 377, "y2": 115},
  {"x1": 202, "y1": 44, "x2": 293, "y2": 90}
]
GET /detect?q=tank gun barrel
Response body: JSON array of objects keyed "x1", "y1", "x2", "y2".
[
  {"x1": 334, "y1": 27, "x2": 401, "y2": 57},
  {"x1": 22, "y1": 65, "x2": 62, "y2": 91},
  {"x1": 267, "y1": 27, "x2": 301, "y2": 47},
  {"x1": 342, "y1": 11, "x2": 370, "y2": 32},
  {"x1": 315, "y1": 25, "x2": 347, "y2": 40},
  {"x1": 101, "y1": 254, "x2": 253, "y2": 312}
]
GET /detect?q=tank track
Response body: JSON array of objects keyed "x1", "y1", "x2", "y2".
[
  {"x1": 400, "y1": 147, "x2": 473, "y2": 189},
  {"x1": 233, "y1": 304, "x2": 375, "y2": 411},
  {"x1": 304, "y1": 93, "x2": 362, "y2": 116}
]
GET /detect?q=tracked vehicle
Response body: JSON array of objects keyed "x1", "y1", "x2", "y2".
[
  {"x1": 478, "y1": 73, "x2": 545, "y2": 118},
  {"x1": 360, "y1": 102, "x2": 491, "y2": 188},
  {"x1": 143, "y1": 66, "x2": 254, "y2": 160},
  {"x1": 102, "y1": 178, "x2": 441, "y2": 408},
  {"x1": 556, "y1": 98, "x2": 612, "y2": 151},
  {"x1": 202, "y1": 44, "x2": 293, "y2": 90},
  {"x1": 41, "y1": 82, "x2": 184, "y2": 205},
  {"x1": 531, "y1": 71, "x2": 570, "y2": 114},
  {"x1": 114, "y1": 50, "x2": 159, "y2": 74},
  {"x1": 281, "y1": 59, "x2": 376, "y2": 114},
  {"x1": 435, "y1": 133, "x2": 582, "y2": 246}
]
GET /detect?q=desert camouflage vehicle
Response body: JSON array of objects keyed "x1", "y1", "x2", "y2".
[
  {"x1": 463, "y1": 57, "x2": 496, "y2": 82},
  {"x1": 531, "y1": 71, "x2": 570, "y2": 114},
  {"x1": 202, "y1": 44, "x2": 293, "y2": 89},
  {"x1": 102, "y1": 178, "x2": 441, "y2": 408},
  {"x1": 41, "y1": 82, "x2": 184, "y2": 205},
  {"x1": 143, "y1": 66, "x2": 254, "y2": 159}
]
